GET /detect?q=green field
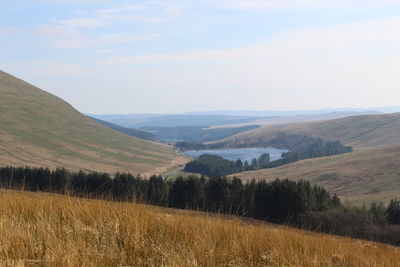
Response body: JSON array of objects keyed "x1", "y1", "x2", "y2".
[{"x1": 0, "y1": 70, "x2": 187, "y2": 174}]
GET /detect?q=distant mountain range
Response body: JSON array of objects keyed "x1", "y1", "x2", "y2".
[
  {"x1": 185, "y1": 107, "x2": 400, "y2": 117},
  {"x1": 88, "y1": 108, "x2": 388, "y2": 129},
  {"x1": 88, "y1": 113, "x2": 265, "y2": 128}
]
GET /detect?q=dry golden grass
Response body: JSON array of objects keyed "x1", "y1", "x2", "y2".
[{"x1": 1, "y1": 190, "x2": 399, "y2": 266}]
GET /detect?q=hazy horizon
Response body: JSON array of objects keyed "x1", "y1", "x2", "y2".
[
  {"x1": 87, "y1": 105, "x2": 400, "y2": 116},
  {"x1": 2, "y1": 1, "x2": 400, "y2": 114}
]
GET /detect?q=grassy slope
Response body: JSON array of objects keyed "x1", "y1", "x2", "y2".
[
  {"x1": 1, "y1": 190, "x2": 400, "y2": 266},
  {"x1": 212, "y1": 113, "x2": 400, "y2": 150},
  {"x1": 0, "y1": 70, "x2": 186, "y2": 174},
  {"x1": 231, "y1": 145, "x2": 400, "y2": 205}
]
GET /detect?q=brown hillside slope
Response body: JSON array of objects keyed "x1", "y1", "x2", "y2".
[
  {"x1": 212, "y1": 113, "x2": 400, "y2": 150},
  {"x1": 2, "y1": 189, "x2": 400, "y2": 266},
  {"x1": 231, "y1": 145, "x2": 400, "y2": 205},
  {"x1": 0, "y1": 70, "x2": 186, "y2": 174}
]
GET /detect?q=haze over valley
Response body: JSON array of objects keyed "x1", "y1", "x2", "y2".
[{"x1": 2, "y1": 0, "x2": 400, "y2": 265}]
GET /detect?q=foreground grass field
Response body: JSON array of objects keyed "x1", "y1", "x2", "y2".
[{"x1": 1, "y1": 190, "x2": 399, "y2": 266}]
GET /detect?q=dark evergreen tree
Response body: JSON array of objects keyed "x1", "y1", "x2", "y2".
[
  {"x1": 234, "y1": 159, "x2": 243, "y2": 170},
  {"x1": 147, "y1": 175, "x2": 169, "y2": 206},
  {"x1": 228, "y1": 177, "x2": 244, "y2": 215},
  {"x1": 258, "y1": 153, "x2": 270, "y2": 168},
  {"x1": 205, "y1": 177, "x2": 230, "y2": 212},
  {"x1": 386, "y1": 199, "x2": 400, "y2": 225}
]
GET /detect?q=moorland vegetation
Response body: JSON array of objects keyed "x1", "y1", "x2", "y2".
[
  {"x1": 2, "y1": 189, "x2": 400, "y2": 266},
  {"x1": 1, "y1": 166, "x2": 400, "y2": 246}
]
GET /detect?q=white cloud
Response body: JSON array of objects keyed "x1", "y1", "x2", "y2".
[
  {"x1": 104, "y1": 16, "x2": 400, "y2": 63},
  {"x1": 58, "y1": 17, "x2": 107, "y2": 28},
  {"x1": 93, "y1": 16, "x2": 400, "y2": 111},
  {"x1": 210, "y1": 0, "x2": 400, "y2": 10},
  {"x1": 95, "y1": 5, "x2": 148, "y2": 17},
  {"x1": 37, "y1": 0, "x2": 177, "y2": 49},
  {"x1": 0, "y1": 27, "x2": 18, "y2": 35},
  {"x1": 39, "y1": 24, "x2": 162, "y2": 48},
  {"x1": 32, "y1": 61, "x2": 97, "y2": 75},
  {"x1": 40, "y1": 0, "x2": 109, "y2": 4},
  {"x1": 100, "y1": 33, "x2": 162, "y2": 43},
  {"x1": 223, "y1": 0, "x2": 320, "y2": 10},
  {"x1": 91, "y1": 48, "x2": 119, "y2": 54},
  {"x1": 93, "y1": 2, "x2": 184, "y2": 23},
  {"x1": 39, "y1": 25, "x2": 92, "y2": 48},
  {"x1": 12, "y1": 1, "x2": 400, "y2": 112},
  {"x1": 98, "y1": 14, "x2": 168, "y2": 23}
]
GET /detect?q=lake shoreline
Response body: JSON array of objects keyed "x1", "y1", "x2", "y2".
[{"x1": 181, "y1": 147, "x2": 289, "y2": 163}]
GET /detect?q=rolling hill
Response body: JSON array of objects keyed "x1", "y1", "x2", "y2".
[
  {"x1": 211, "y1": 113, "x2": 400, "y2": 150},
  {"x1": 2, "y1": 189, "x2": 399, "y2": 266},
  {"x1": 0, "y1": 70, "x2": 186, "y2": 174},
  {"x1": 215, "y1": 113, "x2": 400, "y2": 205},
  {"x1": 231, "y1": 145, "x2": 400, "y2": 205},
  {"x1": 208, "y1": 111, "x2": 381, "y2": 129}
]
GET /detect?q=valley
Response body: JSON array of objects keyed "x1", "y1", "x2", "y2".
[
  {"x1": 4, "y1": 1, "x2": 400, "y2": 265},
  {"x1": 1, "y1": 69, "x2": 400, "y2": 264},
  {"x1": 89, "y1": 103, "x2": 400, "y2": 205}
]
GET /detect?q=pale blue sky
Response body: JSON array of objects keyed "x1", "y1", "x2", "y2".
[{"x1": 2, "y1": 0, "x2": 400, "y2": 114}]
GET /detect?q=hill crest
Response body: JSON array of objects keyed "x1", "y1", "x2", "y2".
[{"x1": 211, "y1": 112, "x2": 400, "y2": 150}]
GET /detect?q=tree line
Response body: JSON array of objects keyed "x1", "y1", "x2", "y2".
[
  {"x1": 184, "y1": 154, "x2": 271, "y2": 178},
  {"x1": 0, "y1": 166, "x2": 337, "y2": 224},
  {"x1": 299, "y1": 200, "x2": 400, "y2": 246},
  {"x1": 1, "y1": 166, "x2": 400, "y2": 246}
]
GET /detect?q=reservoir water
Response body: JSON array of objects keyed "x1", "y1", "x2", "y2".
[{"x1": 182, "y1": 147, "x2": 289, "y2": 163}]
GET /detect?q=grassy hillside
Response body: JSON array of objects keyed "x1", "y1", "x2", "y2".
[
  {"x1": 88, "y1": 116, "x2": 156, "y2": 141},
  {"x1": 1, "y1": 190, "x2": 400, "y2": 266},
  {"x1": 231, "y1": 145, "x2": 400, "y2": 205},
  {"x1": 0, "y1": 70, "x2": 186, "y2": 174},
  {"x1": 209, "y1": 111, "x2": 380, "y2": 129},
  {"x1": 212, "y1": 113, "x2": 400, "y2": 150}
]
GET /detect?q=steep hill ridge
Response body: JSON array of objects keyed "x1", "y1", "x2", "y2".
[{"x1": 0, "y1": 70, "x2": 185, "y2": 174}]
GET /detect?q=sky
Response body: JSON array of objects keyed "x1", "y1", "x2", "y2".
[{"x1": 1, "y1": 0, "x2": 400, "y2": 114}]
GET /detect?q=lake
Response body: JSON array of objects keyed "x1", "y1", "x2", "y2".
[{"x1": 182, "y1": 147, "x2": 289, "y2": 163}]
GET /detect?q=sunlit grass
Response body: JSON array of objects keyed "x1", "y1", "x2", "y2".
[{"x1": 0, "y1": 189, "x2": 399, "y2": 266}]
